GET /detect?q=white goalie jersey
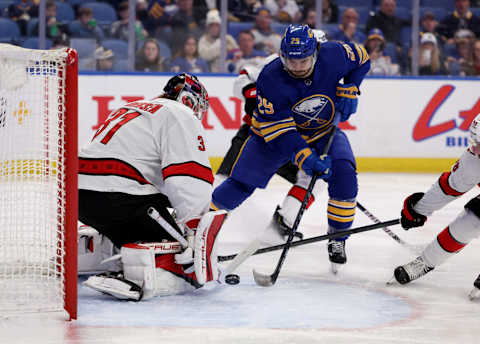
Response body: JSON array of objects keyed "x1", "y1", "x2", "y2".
[{"x1": 79, "y1": 97, "x2": 213, "y2": 225}]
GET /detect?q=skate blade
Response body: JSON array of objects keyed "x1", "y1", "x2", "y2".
[
  {"x1": 386, "y1": 275, "x2": 398, "y2": 286},
  {"x1": 330, "y1": 263, "x2": 340, "y2": 275},
  {"x1": 468, "y1": 287, "x2": 480, "y2": 301}
]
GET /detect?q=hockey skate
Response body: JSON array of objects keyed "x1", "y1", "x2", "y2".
[
  {"x1": 273, "y1": 205, "x2": 304, "y2": 240},
  {"x1": 83, "y1": 271, "x2": 143, "y2": 301},
  {"x1": 393, "y1": 256, "x2": 434, "y2": 285},
  {"x1": 327, "y1": 239, "x2": 346, "y2": 274},
  {"x1": 468, "y1": 274, "x2": 480, "y2": 300}
]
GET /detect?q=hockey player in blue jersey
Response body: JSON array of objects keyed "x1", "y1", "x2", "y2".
[{"x1": 212, "y1": 24, "x2": 370, "y2": 270}]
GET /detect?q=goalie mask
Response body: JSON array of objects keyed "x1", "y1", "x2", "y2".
[
  {"x1": 280, "y1": 24, "x2": 318, "y2": 78},
  {"x1": 469, "y1": 114, "x2": 480, "y2": 155},
  {"x1": 163, "y1": 73, "x2": 209, "y2": 120}
]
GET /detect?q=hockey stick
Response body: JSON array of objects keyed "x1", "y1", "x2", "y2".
[
  {"x1": 218, "y1": 218, "x2": 400, "y2": 262},
  {"x1": 148, "y1": 207, "x2": 189, "y2": 248},
  {"x1": 253, "y1": 123, "x2": 338, "y2": 287},
  {"x1": 356, "y1": 202, "x2": 423, "y2": 255}
]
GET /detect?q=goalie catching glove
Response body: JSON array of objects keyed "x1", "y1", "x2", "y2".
[
  {"x1": 335, "y1": 83, "x2": 359, "y2": 122},
  {"x1": 83, "y1": 210, "x2": 227, "y2": 301},
  {"x1": 401, "y1": 192, "x2": 427, "y2": 230}
]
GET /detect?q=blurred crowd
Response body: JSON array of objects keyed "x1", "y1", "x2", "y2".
[{"x1": 1, "y1": 0, "x2": 479, "y2": 76}]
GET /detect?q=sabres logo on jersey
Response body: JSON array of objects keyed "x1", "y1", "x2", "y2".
[{"x1": 292, "y1": 95, "x2": 334, "y2": 130}]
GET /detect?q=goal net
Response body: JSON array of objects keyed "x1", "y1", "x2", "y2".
[{"x1": 0, "y1": 44, "x2": 78, "y2": 320}]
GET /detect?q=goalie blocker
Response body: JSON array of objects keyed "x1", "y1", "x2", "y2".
[{"x1": 83, "y1": 210, "x2": 227, "y2": 301}]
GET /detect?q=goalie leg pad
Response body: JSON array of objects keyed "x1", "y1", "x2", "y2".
[
  {"x1": 78, "y1": 225, "x2": 121, "y2": 274},
  {"x1": 194, "y1": 210, "x2": 227, "y2": 285},
  {"x1": 122, "y1": 242, "x2": 198, "y2": 300}
]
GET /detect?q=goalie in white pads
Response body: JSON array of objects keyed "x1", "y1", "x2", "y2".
[
  {"x1": 78, "y1": 73, "x2": 227, "y2": 300},
  {"x1": 394, "y1": 114, "x2": 480, "y2": 299}
]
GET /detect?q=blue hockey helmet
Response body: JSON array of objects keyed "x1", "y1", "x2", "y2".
[{"x1": 280, "y1": 24, "x2": 317, "y2": 77}]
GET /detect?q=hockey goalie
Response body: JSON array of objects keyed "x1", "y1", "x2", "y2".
[{"x1": 77, "y1": 73, "x2": 226, "y2": 301}]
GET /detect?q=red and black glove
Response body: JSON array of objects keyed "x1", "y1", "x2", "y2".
[
  {"x1": 401, "y1": 192, "x2": 427, "y2": 230},
  {"x1": 242, "y1": 83, "x2": 257, "y2": 116}
]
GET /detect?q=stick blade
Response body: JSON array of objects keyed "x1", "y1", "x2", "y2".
[{"x1": 252, "y1": 269, "x2": 274, "y2": 287}]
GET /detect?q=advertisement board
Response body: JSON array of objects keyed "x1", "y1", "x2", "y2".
[{"x1": 78, "y1": 74, "x2": 480, "y2": 172}]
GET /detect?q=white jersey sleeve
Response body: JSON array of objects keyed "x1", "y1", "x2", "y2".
[
  {"x1": 415, "y1": 149, "x2": 480, "y2": 216},
  {"x1": 156, "y1": 101, "x2": 213, "y2": 225}
]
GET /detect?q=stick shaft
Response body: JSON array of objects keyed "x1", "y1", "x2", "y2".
[
  {"x1": 356, "y1": 202, "x2": 422, "y2": 255},
  {"x1": 218, "y1": 218, "x2": 400, "y2": 261}
]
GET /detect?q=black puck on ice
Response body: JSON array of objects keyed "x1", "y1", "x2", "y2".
[{"x1": 225, "y1": 274, "x2": 240, "y2": 285}]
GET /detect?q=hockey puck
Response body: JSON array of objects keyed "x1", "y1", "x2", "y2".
[{"x1": 225, "y1": 274, "x2": 240, "y2": 285}]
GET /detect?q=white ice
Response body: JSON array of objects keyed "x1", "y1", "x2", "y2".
[{"x1": 2, "y1": 173, "x2": 480, "y2": 343}]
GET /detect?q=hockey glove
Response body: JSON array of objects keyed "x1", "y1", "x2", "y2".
[
  {"x1": 242, "y1": 83, "x2": 257, "y2": 116},
  {"x1": 401, "y1": 192, "x2": 427, "y2": 230},
  {"x1": 292, "y1": 147, "x2": 331, "y2": 179},
  {"x1": 335, "y1": 83, "x2": 359, "y2": 122}
]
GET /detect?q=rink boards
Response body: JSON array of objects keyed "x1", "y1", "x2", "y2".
[{"x1": 77, "y1": 74, "x2": 479, "y2": 172}]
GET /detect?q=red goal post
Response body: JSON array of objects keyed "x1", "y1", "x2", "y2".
[{"x1": 0, "y1": 44, "x2": 78, "y2": 320}]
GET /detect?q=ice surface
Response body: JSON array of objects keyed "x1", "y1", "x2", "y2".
[{"x1": 2, "y1": 173, "x2": 480, "y2": 343}]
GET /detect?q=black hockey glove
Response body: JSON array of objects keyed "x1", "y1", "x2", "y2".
[
  {"x1": 400, "y1": 192, "x2": 427, "y2": 230},
  {"x1": 242, "y1": 83, "x2": 257, "y2": 116}
]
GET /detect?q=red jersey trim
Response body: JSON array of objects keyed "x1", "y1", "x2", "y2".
[
  {"x1": 162, "y1": 161, "x2": 214, "y2": 185},
  {"x1": 79, "y1": 158, "x2": 152, "y2": 185},
  {"x1": 287, "y1": 185, "x2": 315, "y2": 209},
  {"x1": 438, "y1": 172, "x2": 464, "y2": 196},
  {"x1": 437, "y1": 226, "x2": 466, "y2": 253}
]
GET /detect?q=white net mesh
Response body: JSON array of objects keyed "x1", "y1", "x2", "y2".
[{"x1": 0, "y1": 45, "x2": 71, "y2": 316}]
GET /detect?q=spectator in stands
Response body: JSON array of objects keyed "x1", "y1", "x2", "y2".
[
  {"x1": 88, "y1": 46, "x2": 115, "y2": 71},
  {"x1": 170, "y1": 35, "x2": 209, "y2": 73},
  {"x1": 169, "y1": 0, "x2": 208, "y2": 53},
  {"x1": 447, "y1": 29, "x2": 475, "y2": 76},
  {"x1": 198, "y1": 9, "x2": 238, "y2": 73},
  {"x1": 69, "y1": 7, "x2": 104, "y2": 43},
  {"x1": 135, "y1": 38, "x2": 167, "y2": 72},
  {"x1": 437, "y1": 0, "x2": 480, "y2": 45},
  {"x1": 51, "y1": 36, "x2": 70, "y2": 50},
  {"x1": 110, "y1": 1, "x2": 148, "y2": 42},
  {"x1": 302, "y1": 8, "x2": 318, "y2": 29},
  {"x1": 470, "y1": 39, "x2": 480, "y2": 76},
  {"x1": 417, "y1": 33, "x2": 448, "y2": 75},
  {"x1": 221, "y1": 0, "x2": 262, "y2": 22},
  {"x1": 226, "y1": 29, "x2": 267, "y2": 73},
  {"x1": 264, "y1": 0, "x2": 301, "y2": 24},
  {"x1": 32, "y1": 1, "x2": 67, "y2": 41},
  {"x1": 302, "y1": 0, "x2": 338, "y2": 24},
  {"x1": 364, "y1": 28, "x2": 399, "y2": 76},
  {"x1": 328, "y1": 7, "x2": 366, "y2": 45},
  {"x1": 137, "y1": 0, "x2": 171, "y2": 37},
  {"x1": 251, "y1": 7, "x2": 282, "y2": 55},
  {"x1": 420, "y1": 12, "x2": 442, "y2": 47},
  {"x1": 8, "y1": 0, "x2": 38, "y2": 36},
  {"x1": 365, "y1": 0, "x2": 409, "y2": 48}
]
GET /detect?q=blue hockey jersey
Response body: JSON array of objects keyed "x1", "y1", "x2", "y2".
[{"x1": 252, "y1": 41, "x2": 370, "y2": 157}]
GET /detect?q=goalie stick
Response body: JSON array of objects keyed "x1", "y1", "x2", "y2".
[
  {"x1": 356, "y1": 202, "x2": 423, "y2": 255},
  {"x1": 218, "y1": 218, "x2": 400, "y2": 262},
  {"x1": 253, "y1": 121, "x2": 338, "y2": 287}
]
